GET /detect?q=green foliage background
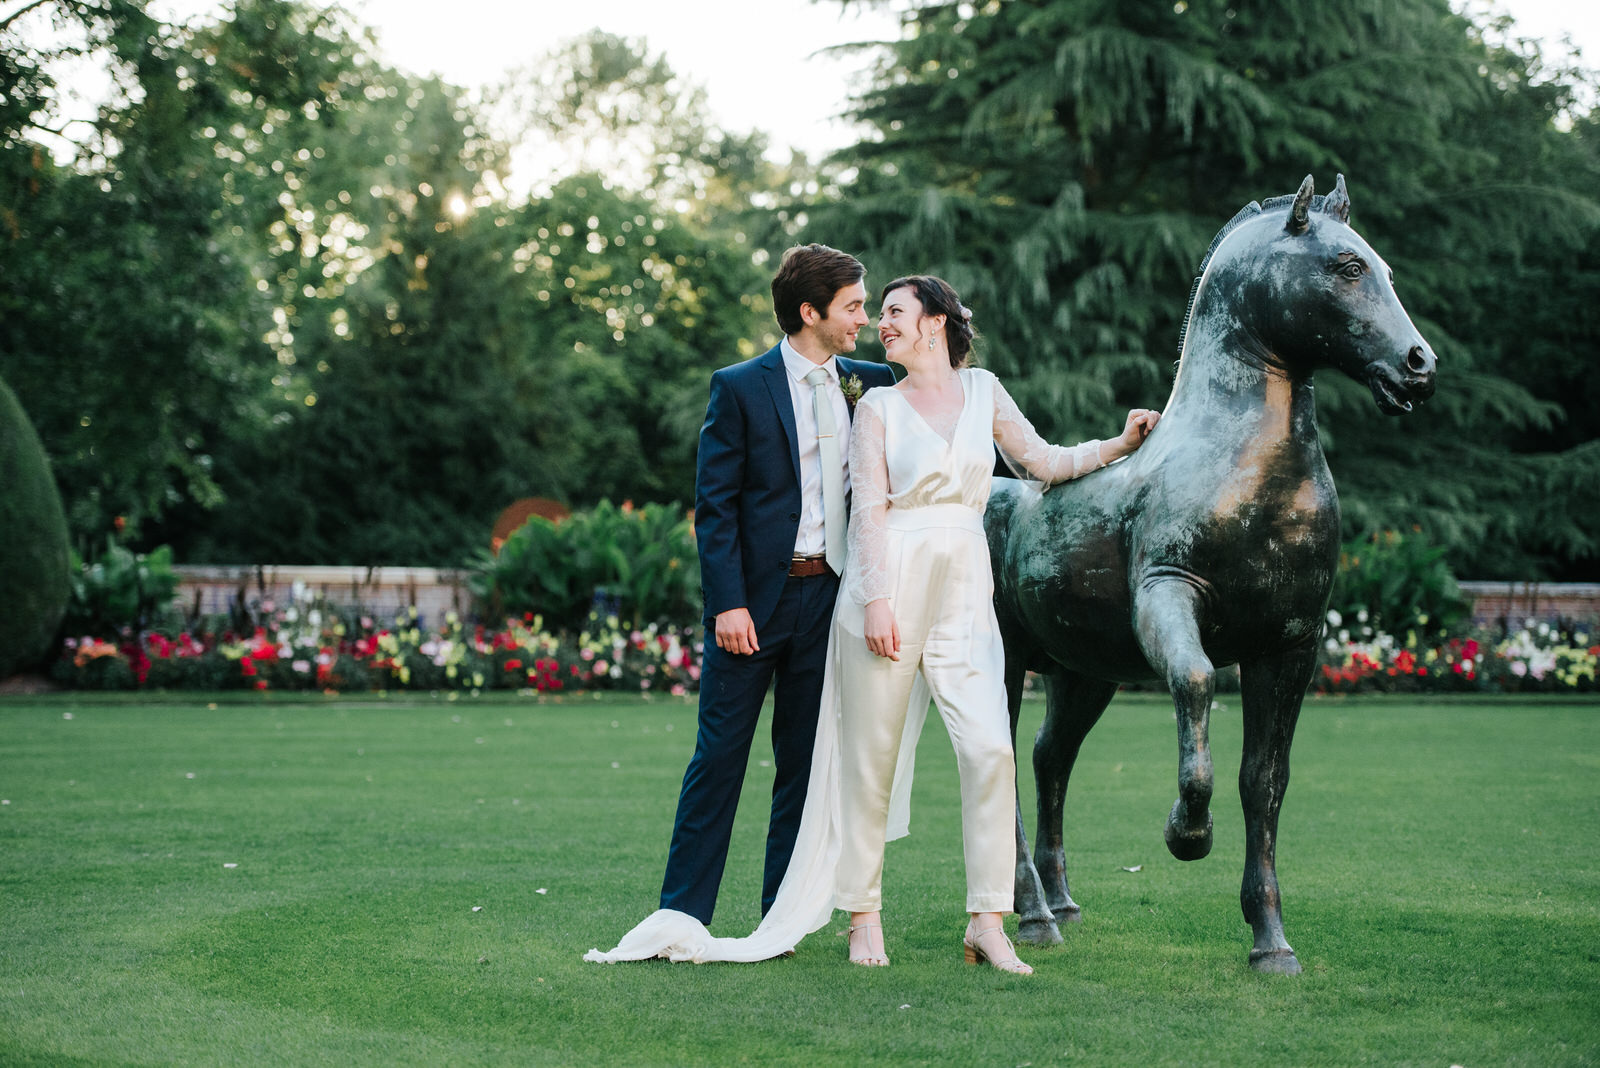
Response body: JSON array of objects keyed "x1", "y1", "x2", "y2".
[{"x1": 2, "y1": 0, "x2": 1597, "y2": 579}]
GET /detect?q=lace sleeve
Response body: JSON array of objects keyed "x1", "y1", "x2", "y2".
[
  {"x1": 992, "y1": 376, "x2": 1106, "y2": 484},
  {"x1": 845, "y1": 396, "x2": 891, "y2": 605}
]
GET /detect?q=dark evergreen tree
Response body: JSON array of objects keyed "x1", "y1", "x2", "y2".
[{"x1": 811, "y1": 0, "x2": 1600, "y2": 577}]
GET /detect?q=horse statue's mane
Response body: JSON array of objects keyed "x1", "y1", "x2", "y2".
[{"x1": 1174, "y1": 190, "x2": 1343, "y2": 361}]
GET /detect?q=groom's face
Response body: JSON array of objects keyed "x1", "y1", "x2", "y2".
[{"x1": 807, "y1": 282, "x2": 870, "y2": 356}]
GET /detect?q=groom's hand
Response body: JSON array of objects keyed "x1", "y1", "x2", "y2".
[{"x1": 715, "y1": 607, "x2": 760, "y2": 655}]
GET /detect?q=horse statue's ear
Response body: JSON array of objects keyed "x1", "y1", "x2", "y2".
[
  {"x1": 1286, "y1": 174, "x2": 1315, "y2": 235},
  {"x1": 1322, "y1": 173, "x2": 1351, "y2": 224}
]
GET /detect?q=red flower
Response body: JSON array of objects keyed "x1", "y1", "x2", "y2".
[{"x1": 504, "y1": 659, "x2": 523, "y2": 672}]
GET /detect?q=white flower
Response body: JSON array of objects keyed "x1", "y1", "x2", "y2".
[
  {"x1": 1326, "y1": 609, "x2": 1342, "y2": 627},
  {"x1": 1357, "y1": 609, "x2": 1368, "y2": 623}
]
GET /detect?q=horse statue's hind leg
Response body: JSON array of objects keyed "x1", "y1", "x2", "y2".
[
  {"x1": 1134, "y1": 576, "x2": 1217, "y2": 862},
  {"x1": 1004, "y1": 653, "x2": 1062, "y2": 945},
  {"x1": 1237, "y1": 642, "x2": 1316, "y2": 974},
  {"x1": 1029, "y1": 669, "x2": 1119, "y2": 935}
]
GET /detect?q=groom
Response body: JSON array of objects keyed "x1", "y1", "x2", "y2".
[{"x1": 659, "y1": 244, "x2": 896, "y2": 926}]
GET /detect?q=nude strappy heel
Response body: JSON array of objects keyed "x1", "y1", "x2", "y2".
[
  {"x1": 963, "y1": 922, "x2": 1033, "y2": 975},
  {"x1": 847, "y1": 922, "x2": 889, "y2": 967}
]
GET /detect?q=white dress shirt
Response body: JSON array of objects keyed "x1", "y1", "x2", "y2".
[{"x1": 781, "y1": 337, "x2": 853, "y2": 557}]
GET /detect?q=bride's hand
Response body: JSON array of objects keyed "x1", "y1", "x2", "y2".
[
  {"x1": 864, "y1": 600, "x2": 900, "y2": 661},
  {"x1": 1117, "y1": 408, "x2": 1160, "y2": 453}
]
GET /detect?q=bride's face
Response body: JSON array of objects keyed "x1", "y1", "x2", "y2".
[{"x1": 878, "y1": 286, "x2": 941, "y2": 363}]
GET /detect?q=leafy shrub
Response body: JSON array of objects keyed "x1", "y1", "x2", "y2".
[
  {"x1": 470, "y1": 500, "x2": 699, "y2": 631},
  {"x1": 0, "y1": 376, "x2": 71, "y2": 677},
  {"x1": 1329, "y1": 529, "x2": 1469, "y2": 643},
  {"x1": 63, "y1": 542, "x2": 180, "y2": 639}
]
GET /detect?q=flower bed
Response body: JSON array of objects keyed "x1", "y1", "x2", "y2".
[
  {"x1": 53, "y1": 597, "x2": 701, "y2": 697},
  {"x1": 46, "y1": 595, "x2": 1596, "y2": 698},
  {"x1": 1316, "y1": 612, "x2": 1597, "y2": 695}
]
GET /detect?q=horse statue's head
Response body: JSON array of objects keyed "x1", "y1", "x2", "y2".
[{"x1": 1182, "y1": 174, "x2": 1437, "y2": 414}]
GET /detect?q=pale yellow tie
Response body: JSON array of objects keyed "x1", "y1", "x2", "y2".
[{"x1": 806, "y1": 368, "x2": 847, "y2": 574}]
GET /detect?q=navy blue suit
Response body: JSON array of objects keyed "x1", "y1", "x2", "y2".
[{"x1": 659, "y1": 344, "x2": 896, "y2": 925}]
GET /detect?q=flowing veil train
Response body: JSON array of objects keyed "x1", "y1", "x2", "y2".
[{"x1": 584, "y1": 610, "x2": 929, "y2": 964}]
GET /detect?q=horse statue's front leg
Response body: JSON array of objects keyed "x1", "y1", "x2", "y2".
[
  {"x1": 1134, "y1": 575, "x2": 1216, "y2": 861},
  {"x1": 1237, "y1": 642, "x2": 1317, "y2": 974}
]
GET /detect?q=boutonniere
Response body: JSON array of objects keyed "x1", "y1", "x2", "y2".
[{"x1": 840, "y1": 373, "x2": 865, "y2": 409}]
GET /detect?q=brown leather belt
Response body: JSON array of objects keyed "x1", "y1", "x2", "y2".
[{"x1": 788, "y1": 555, "x2": 832, "y2": 578}]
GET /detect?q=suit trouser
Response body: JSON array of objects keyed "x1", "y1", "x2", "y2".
[
  {"x1": 659, "y1": 571, "x2": 838, "y2": 925},
  {"x1": 834, "y1": 515, "x2": 1016, "y2": 914}
]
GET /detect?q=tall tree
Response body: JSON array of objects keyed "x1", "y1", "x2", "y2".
[
  {"x1": 812, "y1": 0, "x2": 1600, "y2": 578},
  {"x1": 1, "y1": 0, "x2": 373, "y2": 545},
  {"x1": 5, "y1": 7, "x2": 776, "y2": 566}
]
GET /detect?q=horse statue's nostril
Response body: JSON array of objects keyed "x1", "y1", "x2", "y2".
[{"x1": 1406, "y1": 346, "x2": 1432, "y2": 375}]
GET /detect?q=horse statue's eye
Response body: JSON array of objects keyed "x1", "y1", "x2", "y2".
[{"x1": 1337, "y1": 261, "x2": 1365, "y2": 280}]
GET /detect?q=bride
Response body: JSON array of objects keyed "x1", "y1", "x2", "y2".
[{"x1": 586, "y1": 275, "x2": 1159, "y2": 971}]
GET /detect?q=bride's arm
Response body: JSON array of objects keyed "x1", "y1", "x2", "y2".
[
  {"x1": 993, "y1": 377, "x2": 1159, "y2": 483},
  {"x1": 847, "y1": 399, "x2": 899, "y2": 660}
]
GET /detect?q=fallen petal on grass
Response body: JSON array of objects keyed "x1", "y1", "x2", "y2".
[{"x1": 1121, "y1": 865, "x2": 1142, "y2": 873}]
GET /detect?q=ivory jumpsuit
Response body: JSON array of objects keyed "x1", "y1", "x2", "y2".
[{"x1": 833, "y1": 367, "x2": 1106, "y2": 914}]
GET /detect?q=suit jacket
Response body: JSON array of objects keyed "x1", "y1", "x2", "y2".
[{"x1": 695, "y1": 344, "x2": 897, "y2": 630}]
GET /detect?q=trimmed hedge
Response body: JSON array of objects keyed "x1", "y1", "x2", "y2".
[{"x1": 0, "y1": 375, "x2": 71, "y2": 678}]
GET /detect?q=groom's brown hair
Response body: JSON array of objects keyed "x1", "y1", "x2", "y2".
[{"x1": 771, "y1": 244, "x2": 865, "y2": 336}]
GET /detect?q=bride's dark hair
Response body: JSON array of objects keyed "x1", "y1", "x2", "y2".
[{"x1": 878, "y1": 275, "x2": 976, "y2": 369}]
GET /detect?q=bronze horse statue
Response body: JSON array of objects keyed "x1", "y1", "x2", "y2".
[{"x1": 985, "y1": 175, "x2": 1437, "y2": 974}]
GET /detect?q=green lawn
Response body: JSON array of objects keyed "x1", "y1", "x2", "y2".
[{"x1": 1, "y1": 690, "x2": 1596, "y2": 1066}]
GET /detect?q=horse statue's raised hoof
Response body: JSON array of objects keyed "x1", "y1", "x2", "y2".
[
  {"x1": 1163, "y1": 799, "x2": 1213, "y2": 861},
  {"x1": 1056, "y1": 904, "x2": 1083, "y2": 925},
  {"x1": 1248, "y1": 947, "x2": 1302, "y2": 975},
  {"x1": 1017, "y1": 914, "x2": 1068, "y2": 946}
]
